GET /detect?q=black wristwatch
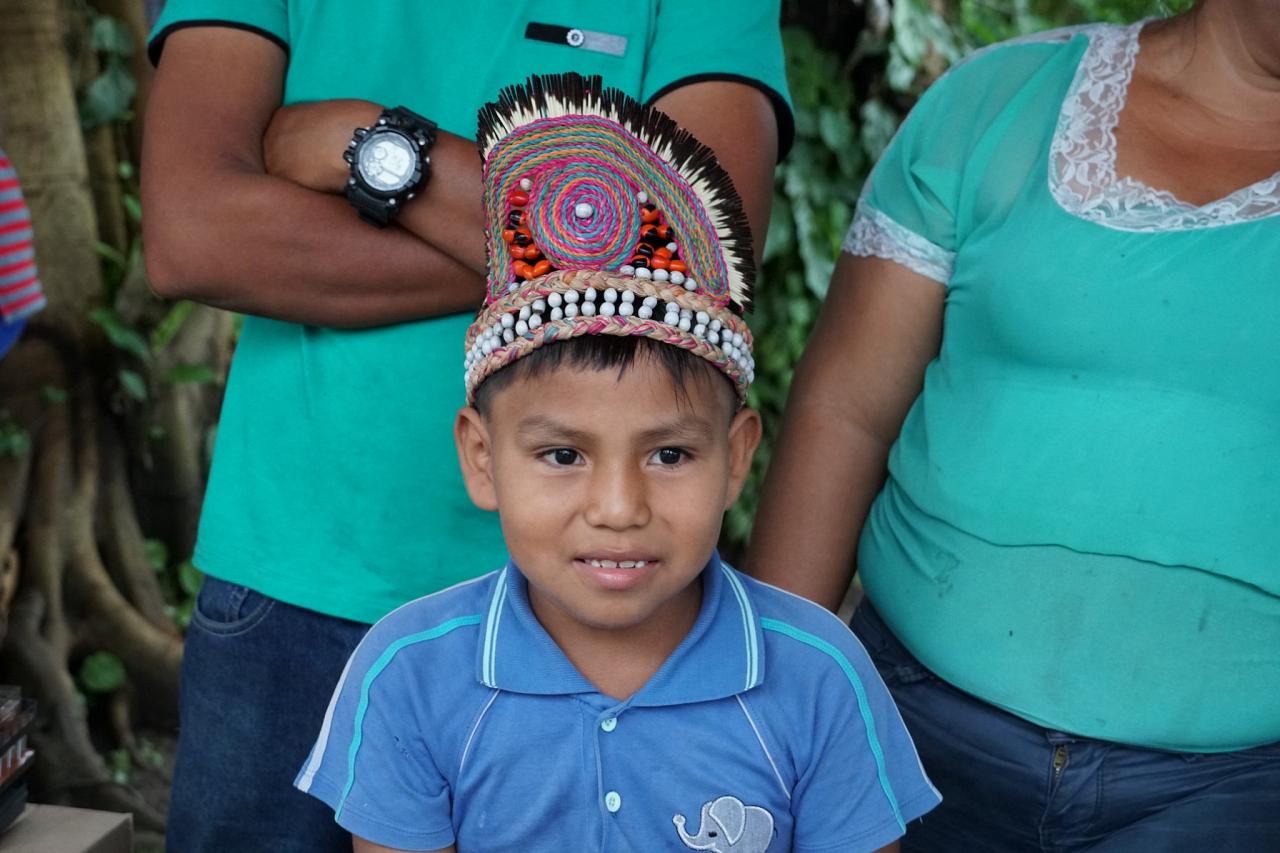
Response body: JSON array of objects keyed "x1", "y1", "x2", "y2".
[{"x1": 343, "y1": 106, "x2": 437, "y2": 228}]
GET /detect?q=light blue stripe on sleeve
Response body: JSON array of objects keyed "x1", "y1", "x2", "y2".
[
  {"x1": 760, "y1": 618, "x2": 905, "y2": 832},
  {"x1": 337, "y1": 614, "x2": 483, "y2": 819}
]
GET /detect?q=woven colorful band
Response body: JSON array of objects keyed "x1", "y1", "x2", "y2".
[{"x1": 466, "y1": 74, "x2": 756, "y2": 404}]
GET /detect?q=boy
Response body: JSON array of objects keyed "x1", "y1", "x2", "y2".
[{"x1": 296, "y1": 75, "x2": 939, "y2": 852}]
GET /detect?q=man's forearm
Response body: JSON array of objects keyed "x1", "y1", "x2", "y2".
[
  {"x1": 143, "y1": 28, "x2": 484, "y2": 328},
  {"x1": 143, "y1": 166, "x2": 483, "y2": 328},
  {"x1": 263, "y1": 100, "x2": 487, "y2": 276}
]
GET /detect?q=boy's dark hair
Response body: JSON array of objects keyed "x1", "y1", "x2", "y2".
[{"x1": 473, "y1": 336, "x2": 738, "y2": 417}]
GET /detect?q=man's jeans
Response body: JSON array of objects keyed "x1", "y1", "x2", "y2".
[
  {"x1": 166, "y1": 577, "x2": 370, "y2": 853},
  {"x1": 850, "y1": 601, "x2": 1280, "y2": 853}
]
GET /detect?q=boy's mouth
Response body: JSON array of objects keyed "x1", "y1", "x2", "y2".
[
  {"x1": 584, "y1": 559, "x2": 649, "y2": 569},
  {"x1": 574, "y1": 555, "x2": 661, "y2": 590}
]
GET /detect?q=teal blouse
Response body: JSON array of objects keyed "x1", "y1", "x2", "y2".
[{"x1": 845, "y1": 21, "x2": 1280, "y2": 752}]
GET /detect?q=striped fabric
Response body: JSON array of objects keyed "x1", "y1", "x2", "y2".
[{"x1": 0, "y1": 148, "x2": 45, "y2": 324}]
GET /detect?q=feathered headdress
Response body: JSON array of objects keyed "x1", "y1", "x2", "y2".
[{"x1": 465, "y1": 74, "x2": 756, "y2": 403}]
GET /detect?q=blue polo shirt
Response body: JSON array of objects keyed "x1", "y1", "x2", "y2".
[{"x1": 296, "y1": 555, "x2": 940, "y2": 851}]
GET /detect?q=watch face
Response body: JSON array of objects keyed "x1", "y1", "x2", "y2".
[{"x1": 357, "y1": 131, "x2": 417, "y2": 193}]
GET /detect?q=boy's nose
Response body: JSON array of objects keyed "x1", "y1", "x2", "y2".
[{"x1": 583, "y1": 461, "x2": 651, "y2": 530}]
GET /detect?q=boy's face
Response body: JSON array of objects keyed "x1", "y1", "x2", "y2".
[{"x1": 455, "y1": 355, "x2": 760, "y2": 643}]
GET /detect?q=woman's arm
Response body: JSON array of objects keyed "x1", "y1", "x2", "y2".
[{"x1": 746, "y1": 253, "x2": 945, "y2": 611}]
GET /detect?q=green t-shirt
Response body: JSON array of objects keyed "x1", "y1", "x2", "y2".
[
  {"x1": 845, "y1": 22, "x2": 1280, "y2": 751},
  {"x1": 149, "y1": 0, "x2": 791, "y2": 624}
]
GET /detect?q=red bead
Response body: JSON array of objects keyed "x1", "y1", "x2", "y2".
[
  {"x1": 532, "y1": 260, "x2": 552, "y2": 277},
  {"x1": 502, "y1": 229, "x2": 516, "y2": 244},
  {"x1": 523, "y1": 245, "x2": 541, "y2": 261},
  {"x1": 668, "y1": 260, "x2": 687, "y2": 273}
]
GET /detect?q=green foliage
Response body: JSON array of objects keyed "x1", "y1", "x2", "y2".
[
  {"x1": 0, "y1": 411, "x2": 30, "y2": 459},
  {"x1": 78, "y1": 651, "x2": 128, "y2": 694},
  {"x1": 90, "y1": 307, "x2": 151, "y2": 362},
  {"x1": 163, "y1": 364, "x2": 218, "y2": 385},
  {"x1": 724, "y1": 0, "x2": 1178, "y2": 553},
  {"x1": 79, "y1": 13, "x2": 136, "y2": 130},
  {"x1": 41, "y1": 385, "x2": 69, "y2": 405},
  {"x1": 106, "y1": 747, "x2": 132, "y2": 784}
]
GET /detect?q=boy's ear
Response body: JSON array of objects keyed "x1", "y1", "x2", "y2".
[
  {"x1": 723, "y1": 407, "x2": 762, "y2": 510},
  {"x1": 454, "y1": 407, "x2": 499, "y2": 512}
]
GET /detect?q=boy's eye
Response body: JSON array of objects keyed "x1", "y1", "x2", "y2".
[
  {"x1": 653, "y1": 447, "x2": 686, "y2": 465},
  {"x1": 545, "y1": 448, "x2": 580, "y2": 466}
]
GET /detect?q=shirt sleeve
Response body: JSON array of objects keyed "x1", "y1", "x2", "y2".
[
  {"x1": 790, "y1": 630, "x2": 941, "y2": 853},
  {"x1": 0, "y1": 149, "x2": 45, "y2": 324},
  {"x1": 294, "y1": 624, "x2": 456, "y2": 852},
  {"x1": 841, "y1": 64, "x2": 972, "y2": 285},
  {"x1": 148, "y1": 0, "x2": 288, "y2": 66},
  {"x1": 639, "y1": 0, "x2": 794, "y2": 159}
]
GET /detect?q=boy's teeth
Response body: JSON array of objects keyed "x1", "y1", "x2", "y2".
[{"x1": 587, "y1": 559, "x2": 648, "y2": 569}]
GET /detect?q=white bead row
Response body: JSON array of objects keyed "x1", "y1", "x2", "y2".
[
  {"x1": 465, "y1": 289, "x2": 755, "y2": 383},
  {"x1": 614, "y1": 264, "x2": 692, "y2": 290}
]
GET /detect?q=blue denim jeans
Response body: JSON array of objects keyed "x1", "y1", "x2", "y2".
[
  {"x1": 166, "y1": 577, "x2": 370, "y2": 853},
  {"x1": 850, "y1": 601, "x2": 1280, "y2": 853}
]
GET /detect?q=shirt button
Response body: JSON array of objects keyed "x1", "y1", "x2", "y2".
[
  {"x1": 604, "y1": 791, "x2": 622, "y2": 813},
  {"x1": 600, "y1": 717, "x2": 617, "y2": 733},
  {"x1": 566, "y1": 28, "x2": 585, "y2": 47}
]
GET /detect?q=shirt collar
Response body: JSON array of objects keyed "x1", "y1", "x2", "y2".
[{"x1": 475, "y1": 552, "x2": 766, "y2": 705}]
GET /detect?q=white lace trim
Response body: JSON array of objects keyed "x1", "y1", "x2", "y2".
[
  {"x1": 1050, "y1": 21, "x2": 1280, "y2": 232},
  {"x1": 842, "y1": 200, "x2": 954, "y2": 284}
]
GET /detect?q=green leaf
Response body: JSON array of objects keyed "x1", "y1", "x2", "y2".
[
  {"x1": 173, "y1": 598, "x2": 195, "y2": 631},
  {"x1": 817, "y1": 107, "x2": 854, "y2": 151},
  {"x1": 0, "y1": 413, "x2": 30, "y2": 459},
  {"x1": 163, "y1": 363, "x2": 217, "y2": 384},
  {"x1": 144, "y1": 539, "x2": 168, "y2": 572},
  {"x1": 178, "y1": 561, "x2": 204, "y2": 597},
  {"x1": 94, "y1": 241, "x2": 129, "y2": 271},
  {"x1": 106, "y1": 747, "x2": 132, "y2": 785},
  {"x1": 118, "y1": 369, "x2": 148, "y2": 401},
  {"x1": 136, "y1": 738, "x2": 165, "y2": 769},
  {"x1": 89, "y1": 307, "x2": 151, "y2": 361},
  {"x1": 117, "y1": 161, "x2": 134, "y2": 181},
  {"x1": 41, "y1": 385, "x2": 68, "y2": 405},
  {"x1": 148, "y1": 300, "x2": 193, "y2": 350},
  {"x1": 80, "y1": 59, "x2": 136, "y2": 131},
  {"x1": 79, "y1": 651, "x2": 128, "y2": 694},
  {"x1": 90, "y1": 15, "x2": 134, "y2": 57},
  {"x1": 859, "y1": 99, "x2": 901, "y2": 163},
  {"x1": 122, "y1": 194, "x2": 143, "y2": 224}
]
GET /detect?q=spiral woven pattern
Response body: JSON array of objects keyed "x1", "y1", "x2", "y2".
[
  {"x1": 527, "y1": 162, "x2": 640, "y2": 269},
  {"x1": 484, "y1": 116, "x2": 730, "y2": 304}
]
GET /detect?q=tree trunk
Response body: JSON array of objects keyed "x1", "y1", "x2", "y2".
[{"x1": 0, "y1": 0, "x2": 225, "y2": 833}]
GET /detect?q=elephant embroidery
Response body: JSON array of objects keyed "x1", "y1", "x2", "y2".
[{"x1": 673, "y1": 795, "x2": 775, "y2": 852}]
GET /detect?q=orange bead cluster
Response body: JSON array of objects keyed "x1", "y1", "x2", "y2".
[
  {"x1": 627, "y1": 204, "x2": 688, "y2": 277},
  {"x1": 502, "y1": 187, "x2": 554, "y2": 281}
]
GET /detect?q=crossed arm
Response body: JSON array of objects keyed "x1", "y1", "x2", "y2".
[{"x1": 142, "y1": 27, "x2": 777, "y2": 329}]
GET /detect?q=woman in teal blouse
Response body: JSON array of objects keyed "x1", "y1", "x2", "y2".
[{"x1": 751, "y1": 1, "x2": 1280, "y2": 849}]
